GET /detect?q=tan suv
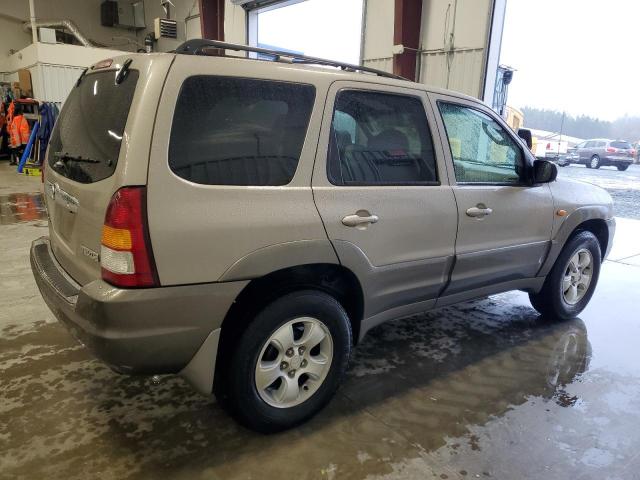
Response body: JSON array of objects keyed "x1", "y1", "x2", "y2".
[{"x1": 31, "y1": 40, "x2": 615, "y2": 432}]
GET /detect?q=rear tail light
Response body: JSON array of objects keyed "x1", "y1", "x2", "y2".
[
  {"x1": 631, "y1": 149, "x2": 636, "y2": 156},
  {"x1": 100, "y1": 186, "x2": 159, "y2": 288},
  {"x1": 606, "y1": 147, "x2": 616, "y2": 153}
]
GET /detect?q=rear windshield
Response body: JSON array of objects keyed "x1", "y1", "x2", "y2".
[
  {"x1": 48, "y1": 69, "x2": 138, "y2": 183},
  {"x1": 611, "y1": 141, "x2": 632, "y2": 149},
  {"x1": 169, "y1": 76, "x2": 315, "y2": 186}
]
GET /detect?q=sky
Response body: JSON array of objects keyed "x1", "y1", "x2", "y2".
[
  {"x1": 257, "y1": 0, "x2": 363, "y2": 65},
  {"x1": 500, "y1": 0, "x2": 640, "y2": 121}
]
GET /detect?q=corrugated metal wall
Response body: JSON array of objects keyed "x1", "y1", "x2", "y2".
[
  {"x1": 418, "y1": 47, "x2": 485, "y2": 97},
  {"x1": 362, "y1": 0, "x2": 495, "y2": 99}
]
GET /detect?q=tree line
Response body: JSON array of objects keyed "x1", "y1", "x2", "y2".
[{"x1": 521, "y1": 107, "x2": 640, "y2": 142}]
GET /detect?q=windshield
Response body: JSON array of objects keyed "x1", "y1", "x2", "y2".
[{"x1": 48, "y1": 69, "x2": 139, "y2": 183}]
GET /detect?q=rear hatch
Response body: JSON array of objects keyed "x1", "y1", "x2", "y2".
[
  {"x1": 609, "y1": 141, "x2": 633, "y2": 158},
  {"x1": 44, "y1": 54, "x2": 174, "y2": 285}
]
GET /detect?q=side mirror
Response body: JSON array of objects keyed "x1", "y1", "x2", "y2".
[
  {"x1": 533, "y1": 159, "x2": 558, "y2": 183},
  {"x1": 517, "y1": 128, "x2": 533, "y2": 149}
]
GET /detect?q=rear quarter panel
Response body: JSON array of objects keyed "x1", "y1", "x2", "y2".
[{"x1": 147, "y1": 56, "x2": 336, "y2": 285}]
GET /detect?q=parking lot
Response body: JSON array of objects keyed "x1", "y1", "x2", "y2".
[
  {"x1": 557, "y1": 163, "x2": 640, "y2": 219},
  {"x1": 2, "y1": 163, "x2": 640, "y2": 480}
]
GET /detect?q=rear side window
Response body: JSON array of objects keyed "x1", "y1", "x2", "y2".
[
  {"x1": 327, "y1": 90, "x2": 438, "y2": 185},
  {"x1": 169, "y1": 76, "x2": 315, "y2": 186},
  {"x1": 611, "y1": 141, "x2": 631, "y2": 149},
  {"x1": 48, "y1": 70, "x2": 138, "y2": 183}
]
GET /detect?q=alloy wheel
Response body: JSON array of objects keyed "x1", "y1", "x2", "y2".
[
  {"x1": 562, "y1": 248, "x2": 593, "y2": 305},
  {"x1": 254, "y1": 317, "x2": 333, "y2": 408}
]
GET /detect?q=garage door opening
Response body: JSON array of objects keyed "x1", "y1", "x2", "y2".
[{"x1": 248, "y1": 0, "x2": 364, "y2": 64}]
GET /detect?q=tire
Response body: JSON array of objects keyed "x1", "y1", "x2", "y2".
[
  {"x1": 529, "y1": 231, "x2": 601, "y2": 321},
  {"x1": 224, "y1": 290, "x2": 352, "y2": 433},
  {"x1": 617, "y1": 164, "x2": 629, "y2": 171},
  {"x1": 590, "y1": 155, "x2": 601, "y2": 169}
]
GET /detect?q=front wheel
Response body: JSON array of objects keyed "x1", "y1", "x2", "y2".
[
  {"x1": 530, "y1": 231, "x2": 601, "y2": 321},
  {"x1": 590, "y1": 155, "x2": 601, "y2": 169},
  {"x1": 617, "y1": 164, "x2": 629, "y2": 171},
  {"x1": 224, "y1": 290, "x2": 352, "y2": 433}
]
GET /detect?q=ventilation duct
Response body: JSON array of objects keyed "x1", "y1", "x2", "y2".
[{"x1": 23, "y1": 19, "x2": 95, "y2": 47}]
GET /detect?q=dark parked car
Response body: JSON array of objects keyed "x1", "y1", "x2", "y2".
[{"x1": 572, "y1": 139, "x2": 635, "y2": 170}]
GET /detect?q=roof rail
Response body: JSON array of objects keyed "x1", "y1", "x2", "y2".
[{"x1": 174, "y1": 39, "x2": 406, "y2": 81}]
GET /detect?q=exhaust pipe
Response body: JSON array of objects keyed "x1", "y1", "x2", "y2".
[{"x1": 23, "y1": 19, "x2": 94, "y2": 48}]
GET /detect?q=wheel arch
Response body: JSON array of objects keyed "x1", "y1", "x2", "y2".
[
  {"x1": 538, "y1": 207, "x2": 613, "y2": 277},
  {"x1": 573, "y1": 218, "x2": 609, "y2": 259},
  {"x1": 214, "y1": 263, "x2": 365, "y2": 394}
]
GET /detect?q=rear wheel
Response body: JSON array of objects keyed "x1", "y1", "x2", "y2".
[
  {"x1": 617, "y1": 164, "x2": 629, "y2": 171},
  {"x1": 529, "y1": 231, "x2": 601, "y2": 321},
  {"x1": 224, "y1": 290, "x2": 352, "y2": 433},
  {"x1": 590, "y1": 155, "x2": 601, "y2": 169}
]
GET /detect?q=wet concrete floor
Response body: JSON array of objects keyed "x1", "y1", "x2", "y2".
[{"x1": 1, "y1": 163, "x2": 640, "y2": 479}]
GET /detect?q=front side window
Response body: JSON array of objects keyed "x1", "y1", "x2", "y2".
[
  {"x1": 169, "y1": 76, "x2": 315, "y2": 186},
  {"x1": 439, "y1": 102, "x2": 525, "y2": 184},
  {"x1": 327, "y1": 90, "x2": 438, "y2": 185}
]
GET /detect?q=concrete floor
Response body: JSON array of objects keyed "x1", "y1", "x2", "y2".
[{"x1": 2, "y1": 162, "x2": 640, "y2": 480}]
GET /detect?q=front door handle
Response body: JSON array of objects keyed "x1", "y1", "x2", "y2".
[
  {"x1": 466, "y1": 204, "x2": 493, "y2": 218},
  {"x1": 342, "y1": 212, "x2": 379, "y2": 228}
]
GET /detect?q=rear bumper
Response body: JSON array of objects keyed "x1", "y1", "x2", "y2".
[
  {"x1": 30, "y1": 237, "x2": 247, "y2": 381},
  {"x1": 601, "y1": 156, "x2": 633, "y2": 164}
]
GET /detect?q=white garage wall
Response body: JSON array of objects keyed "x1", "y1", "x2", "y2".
[
  {"x1": 0, "y1": 0, "x2": 204, "y2": 57},
  {"x1": 418, "y1": 0, "x2": 493, "y2": 98},
  {"x1": 362, "y1": 0, "x2": 395, "y2": 73},
  {"x1": 361, "y1": 0, "x2": 500, "y2": 100}
]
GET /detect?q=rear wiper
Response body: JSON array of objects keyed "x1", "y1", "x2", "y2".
[{"x1": 54, "y1": 152, "x2": 100, "y2": 164}]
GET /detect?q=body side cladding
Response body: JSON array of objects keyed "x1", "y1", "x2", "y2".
[
  {"x1": 537, "y1": 206, "x2": 613, "y2": 277},
  {"x1": 218, "y1": 239, "x2": 339, "y2": 282},
  {"x1": 331, "y1": 240, "x2": 454, "y2": 321}
]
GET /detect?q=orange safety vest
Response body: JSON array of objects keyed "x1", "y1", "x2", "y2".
[
  {"x1": 6, "y1": 101, "x2": 15, "y2": 124},
  {"x1": 9, "y1": 114, "x2": 30, "y2": 148}
]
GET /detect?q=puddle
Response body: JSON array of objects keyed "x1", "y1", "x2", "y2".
[{"x1": 0, "y1": 193, "x2": 48, "y2": 225}]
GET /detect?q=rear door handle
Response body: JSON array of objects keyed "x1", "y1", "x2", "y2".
[
  {"x1": 466, "y1": 204, "x2": 493, "y2": 218},
  {"x1": 342, "y1": 213, "x2": 379, "y2": 227}
]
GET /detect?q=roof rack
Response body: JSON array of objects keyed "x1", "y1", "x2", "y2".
[{"x1": 174, "y1": 39, "x2": 406, "y2": 81}]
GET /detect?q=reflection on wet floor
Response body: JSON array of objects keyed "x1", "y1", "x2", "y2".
[
  {"x1": 0, "y1": 193, "x2": 47, "y2": 225},
  {"x1": 5, "y1": 286, "x2": 637, "y2": 480},
  {"x1": 2, "y1": 182, "x2": 640, "y2": 478}
]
